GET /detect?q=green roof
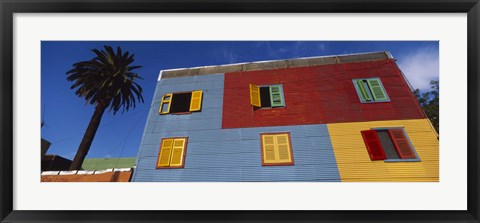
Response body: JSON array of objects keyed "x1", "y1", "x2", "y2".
[{"x1": 81, "y1": 157, "x2": 136, "y2": 170}]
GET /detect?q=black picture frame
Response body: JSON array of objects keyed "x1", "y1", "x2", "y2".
[{"x1": 1, "y1": 0, "x2": 479, "y2": 222}]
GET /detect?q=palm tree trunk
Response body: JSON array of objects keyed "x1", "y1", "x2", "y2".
[{"x1": 69, "y1": 103, "x2": 106, "y2": 170}]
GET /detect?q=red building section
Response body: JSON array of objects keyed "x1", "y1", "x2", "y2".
[{"x1": 222, "y1": 59, "x2": 425, "y2": 129}]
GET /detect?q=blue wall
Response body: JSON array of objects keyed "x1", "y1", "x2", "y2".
[{"x1": 132, "y1": 73, "x2": 341, "y2": 182}]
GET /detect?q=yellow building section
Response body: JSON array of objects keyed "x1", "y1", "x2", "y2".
[{"x1": 327, "y1": 119, "x2": 438, "y2": 182}]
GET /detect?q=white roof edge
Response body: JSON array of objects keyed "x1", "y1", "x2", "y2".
[
  {"x1": 41, "y1": 168, "x2": 132, "y2": 176},
  {"x1": 158, "y1": 70, "x2": 163, "y2": 81},
  {"x1": 385, "y1": 51, "x2": 394, "y2": 59},
  {"x1": 156, "y1": 51, "x2": 391, "y2": 80}
]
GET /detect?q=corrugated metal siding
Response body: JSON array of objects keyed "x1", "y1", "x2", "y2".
[
  {"x1": 132, "y1": 73, "x2": 340, "y2": 182},
  {"x1": 327, "y1": 119, "x2": 438, "y2": 182},
  {"x1": 135, "y1": 124, "x2": 341, "y2": 182},
  {"x1": 222, "y1": 59, "x2": 425, "y2": 129}
]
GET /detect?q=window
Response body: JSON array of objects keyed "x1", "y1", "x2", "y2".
[
  {"x1": 156, "y1": 137, "x2": 188, "y2": 168},
  {"x1": 353, "y1": 78, "x2": 389, "y2": 103},
  {"x1": 361, "y1": 128, "x2": 419, "y2": 162},
  {"x1": 159, "y1": 90, "x2": 203, "y2": 114},
  {"x1": 260, "y1": 132, "x2": 294, "y2": 166},
  {"x1": 249, "y1": 84, "x2": 285, "y2": 108}
]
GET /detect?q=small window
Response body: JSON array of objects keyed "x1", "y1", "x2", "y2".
[
  {"x1": 361, "y1": 128, "x2": 419, "y2": 162},
  {"x1": 250, "y1": 84, "x2": 285, "y2": 108},
  {"x1": 260, "y1": 132, "x2": 294, "y2": 166},
  {"x1": 353, "y1": 78, "x2": 389, "y2": 103},
  {"x1": 157, "y1": 137, "x2": 188, "y2": 168},
  {"x1": 159, "y1": 90, "x2": 203, "y2": 115}
]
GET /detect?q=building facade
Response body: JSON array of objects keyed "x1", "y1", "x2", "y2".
[
  {"x1": 131, "y1": 51, "x2": 439, "y2": 182},
  {"x1": 41, "y1": 157, "x2": 136, "y2": 182}
]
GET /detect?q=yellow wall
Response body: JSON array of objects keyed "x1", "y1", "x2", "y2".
[{"x1": 327, "y1": 119, "x2": 438, "y2": 182}]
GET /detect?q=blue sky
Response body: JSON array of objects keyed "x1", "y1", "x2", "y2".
[{"x1": 41, "y1": 41, "x2": 439, "y2": 160}]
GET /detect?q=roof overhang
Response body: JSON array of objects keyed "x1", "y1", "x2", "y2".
[{"x1": 158, "y1": 51, "x2": 394, "y2": 81}]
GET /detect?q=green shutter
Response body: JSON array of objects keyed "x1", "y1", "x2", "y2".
[
  {"x1": 355, "y1": 80, "x2": 371, "y2": 102},
  {"x1": 269, "y1": 85, "x2": 285, "y2": 107},
  {"x1": 367, "y1": 79, "x2": 388, "y2": 101}
]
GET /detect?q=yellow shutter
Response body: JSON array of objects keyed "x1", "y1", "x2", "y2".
[
  {"x1": 275, "y1": 134, "x2": 292, "y2": 163},
  {"x1": 159, "y1": 94, "x2": 172, "y2": 114},
  {"x1": 157, "y1": 139, "x2": 174, "y2": 167},
  {"x1": 189, "y1": 90, "x2": 203, "y2": 112},
  {"x1": 170, "y1": 138, "x2": 186, "y2": 167},
  {"x1": 249, "y1": 84, "x2": 261, "y2": 107},
  {"x1": 262, "y1": 135, "x2": 277, "y2": 163}
]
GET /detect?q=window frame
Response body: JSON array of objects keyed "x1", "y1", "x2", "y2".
[
  {"x1": 250, "y1": 84, "x2": 286, "y2": 109},
  {"x1": 267, "y1": 84, "x2": 286, "y2": 108},
  {"x1": 156, "y1": 137, "x2": 189, "y2": 169},
  {"x1": 260, "y1": 132, "x2": 295, "y2": 166},
  {"x1": 159, "y1": 93, "x2": 172, "y2": 114},
  {"x1": 158, "y1": 90, "x2": 203, "y2": 115},
  {"x1": 352, "y1": 77, "x2": 390, "y2": 103},
  {"x1": 370, "y1": 127, "x2": 421, "y2": 162}
]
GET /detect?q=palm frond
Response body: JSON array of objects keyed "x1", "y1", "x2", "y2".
[{"x1": 66, "y1": 45, "x2": 144, "y2": 113}]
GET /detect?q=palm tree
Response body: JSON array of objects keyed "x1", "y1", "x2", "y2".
[{"x1": 66, "y1": 46, "x2": 144, "y2": 170}]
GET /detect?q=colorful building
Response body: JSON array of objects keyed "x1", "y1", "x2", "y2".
[
  {"x1": 131, "y1": 51, "x2": 439, "y2": 182},
  {"x1": 41, "y1": 157, "x2": 136, "y2": 182}
]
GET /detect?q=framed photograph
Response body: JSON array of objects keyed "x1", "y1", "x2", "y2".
[{"x1": 1, "y1": 0, "x2": 479, "y2": 222}]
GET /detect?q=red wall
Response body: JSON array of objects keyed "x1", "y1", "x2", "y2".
[{"x1": 222, "y1": 59, "x2": 425, "y2": 129}]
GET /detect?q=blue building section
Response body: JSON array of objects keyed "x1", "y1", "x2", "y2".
[{"x1": 132, "y1": 73, "x2": 341, "y2": 182}]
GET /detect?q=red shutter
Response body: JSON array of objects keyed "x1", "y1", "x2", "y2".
[
  {"x1": 361, "y1": 130, "x2": 386, "y2": 161},
  {"x1": 388, "y1": 129, "x2": 416, "y2": 159}
]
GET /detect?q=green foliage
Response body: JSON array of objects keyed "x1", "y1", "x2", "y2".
[
  {"x1": 66, "y1": 45, "x2": 144, "y2": 114},
  {"x1": 413, "y1": 80, "x2": 439, "y2": 133}
]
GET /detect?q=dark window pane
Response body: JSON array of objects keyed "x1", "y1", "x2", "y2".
[
  {"x1": 170, "y1": 92, "x2": 192, "y2": 113},
  {"x1": 260, "y1": 86, "x2": 271, "y2": 108},
  {"x1": 376, "y1": 130, "x2": 400, "y2": 159}
]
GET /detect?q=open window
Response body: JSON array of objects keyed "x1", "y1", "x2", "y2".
[
  {"x1": 353, "y1": 78, "x2": 390, "y2": 103},
  {"x1": 361, "y1": 128, "x2": 419, "y2": 162},
  {"x1": 249, "y1": 84, "x2": 285, "y2": 108},
  {"x1": 159, "y1": 90, "x2": 203, "y2": 115}
]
